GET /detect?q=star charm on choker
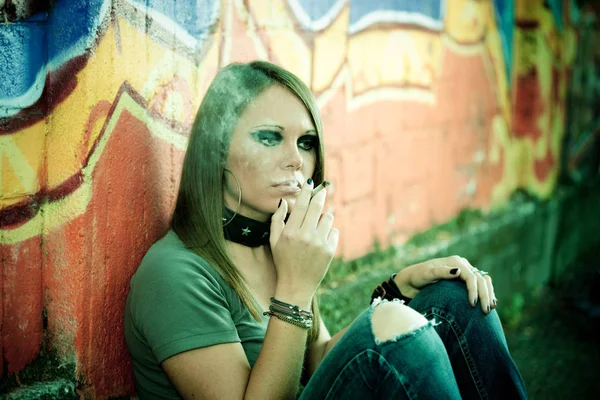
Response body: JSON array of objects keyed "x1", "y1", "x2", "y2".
[{"x1": 222, "y1": 207, "x2": 271, "y2": 247}]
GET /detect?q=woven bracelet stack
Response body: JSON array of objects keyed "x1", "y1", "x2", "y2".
[{"x1": 263, "y1": 297, "x2": 313, "y2": 329}]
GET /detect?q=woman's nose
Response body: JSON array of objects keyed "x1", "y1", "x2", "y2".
[{"x1": 283, "y1": 144, "x2": 304, "y2": 170}]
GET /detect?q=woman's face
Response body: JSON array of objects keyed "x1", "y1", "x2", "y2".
[{"x1": 224, "y1": 84, "x2": 318, "y2": 222}]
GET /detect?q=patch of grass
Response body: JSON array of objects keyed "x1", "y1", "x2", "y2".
[{"x1": 0, "y1": 327, "x2": 77, "y2": 396}]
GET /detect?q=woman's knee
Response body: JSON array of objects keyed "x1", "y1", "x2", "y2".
[
  {"x1": 371, "y1": 300, "x2": 429, "y2": 343},
  {"x1": 412, "y1": 279, "x2": 469, "y2": 312}
]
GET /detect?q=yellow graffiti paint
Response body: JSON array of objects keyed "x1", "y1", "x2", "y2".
[
  {"x1": 2, "y1": 11, "x2": 222, "y2": 240},
  {"x1": 348, "y1": 29, "x2": 441, "y2": 94},
  {"x1": 445, "y1": 0, "x2": 488, "y2": 43},
  {"x1": 3, "y1": 89, "x2": 189, "y2": 245},
  {"x1": 3, "y1": 0, "x2": 582, "y2": 245},
  {"x1": 312, "y1": 6, "x2": 349, "y2": 93},
  {"x1": 1, "y1": 128, "x2": 42, "y2": 208},
  {"x1": 248, "y1": 0, "x2": 312, "y2": 83}
]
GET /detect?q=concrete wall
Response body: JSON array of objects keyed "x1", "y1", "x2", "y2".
[{"x1": 0, "y1": 0, "x2": 598, "y2": 397}]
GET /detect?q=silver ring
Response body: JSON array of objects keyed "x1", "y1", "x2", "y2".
[
  {"x1": 470, "y1": 267, "x2": 479, "y2": 273},
  {"x1": 478, "y1": 270, "x2": 490, "y2": 277}
]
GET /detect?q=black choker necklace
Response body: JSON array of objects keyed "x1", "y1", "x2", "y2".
[{"x1": 222, "y1": 207, "x2": 271, "y2": 247}]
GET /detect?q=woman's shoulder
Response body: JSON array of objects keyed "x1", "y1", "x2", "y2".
[
  {"x1": 143, "y1": 229, "x2": 189, "y2": 259},
  {"x1": 133, "y1": 230, "x2": 222, "y2": 286}
]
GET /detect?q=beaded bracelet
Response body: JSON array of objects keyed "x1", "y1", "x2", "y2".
[{"x1": 370, "y1": 273, "x2": 413, "y2": 305}]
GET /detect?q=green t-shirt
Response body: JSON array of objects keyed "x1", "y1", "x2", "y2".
[{"x1": 124, "y1": 230, "x2": 268, "y2": 399}]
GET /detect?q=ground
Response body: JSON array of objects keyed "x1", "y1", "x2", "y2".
[{"x1": 504, "y1": 248, "x2": 600, "y2": 399}]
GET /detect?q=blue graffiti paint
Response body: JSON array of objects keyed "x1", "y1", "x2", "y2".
[
  {"x1": 128, "y1": 0, "x2": 219, "y2": 51},
  {"x1": 287, "y1": 0, "x2": 444, "y2": 33},
  {"x1": 286, "y1": 0, "x2": 345, "y2": 30},
  {"x1": 0, "y1": 0, "x2": 219, "y2": 119},
  {"x1": 349, "y1": 0, "x2": 444, "y2": 33},
  {"x1": 46, "y1": 0, "x2": 108, "y2": 70},
  {"x1": 0, "y1": 16, "x2": 47, "y2": 103},
  {"x1": 493, "y1": 0, "x2": 514, "y2": 84},
  {"x1": 0, "y1": 0, "x2": 108, "y2": 118}
]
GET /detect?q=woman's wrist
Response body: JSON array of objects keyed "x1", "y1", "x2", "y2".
[
  {"x1": 370, "y1": 270, "x2": 415, "y2": 305},
  {"x1": 264, "y1": 297, "x2": 314, "y2": 329},
  {"x1": 393, "y1": 268, "x2": 419, "y2": 299},
  {"x1": 273, "y1": 288, "x2": 313, "y2": 310}
]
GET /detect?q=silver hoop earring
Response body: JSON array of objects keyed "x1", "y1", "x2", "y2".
[{"x1": 223, "y1": 168, "x2": 242, "y2": 227}]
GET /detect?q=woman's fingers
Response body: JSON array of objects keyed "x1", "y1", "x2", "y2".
[
  {"x1": 283, "y1": 179, "x2": 313, "y2": 231},
  {"x1": 465, "y1": 269, "x2": 479, "y2": 308},
  {"x1": 269, "y1": 199, "x2": 288, "y2": 247},
  {"x1": 485, "y1": 275, "x2": 497, "y2": 309},
  {"x1": 476, "y1": 274, "x2": 491, "y2": 314},
  {"x1": 326, "y1": 227, "x2": 339, "y2": 253},
  {"x1": 457, "y1": 260, "x2": 495, "y2": 314},
  {"x1": 302, "y1": 189, "x2": 327, "y2": 230},
  {"x1": 446, "y1": 256, "x2": 479, "y2": 308},
  {"x1": 416, "y1": 256, "x2": 497, "y2": 314},
  {"x1": 418, "y1": 263, "x2": 455, "y2": 286},
  {"x1": 316, "y1": 211, "x2": 334, "y2": 238}
]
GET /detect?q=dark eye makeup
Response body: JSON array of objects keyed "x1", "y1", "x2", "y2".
[
  {"x1": 252, "y1": 130, "x2": 281, "y2": 147},
  {"x1": 298, "y1": 135, "x2": 318, "y2": 151},
  {"x1": 251, "y1": 129, "x2": 318, "y2": 151}
]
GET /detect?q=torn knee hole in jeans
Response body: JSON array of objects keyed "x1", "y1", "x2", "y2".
[
  {"x1": 370, "y1": 296, "x2": 404, "y2": 308},
  {"x1": 370, "y1": 297, "x2": 441, "y2": 345}
]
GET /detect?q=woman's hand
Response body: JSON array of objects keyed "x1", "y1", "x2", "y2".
[
  {"x1": 393, "y1": 256, "x2": 497, "y2": 314},
  {"x1": 270, "y1": 179, "x2": 339, "y2": 305}
]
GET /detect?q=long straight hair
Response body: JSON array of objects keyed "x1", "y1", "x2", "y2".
[{"x1": 171, "y1": 61, "x2": 325, "y2": 342}]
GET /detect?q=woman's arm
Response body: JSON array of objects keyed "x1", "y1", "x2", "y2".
[
  {"x1": 304, "y1": 318, "x2": 348, "y2": 378},
  {"x1": 393, "y1": 256, "x2": 497, "y2": 314},
  {"x1": 304, "y1": 254, "x2": 501, "y2": 381},
  {"x1": 161, "y1": 182, "x2": 340, "y2": 399},
  {"x1": 162, "y1": 293, "x2": 313, "y2": 400}
]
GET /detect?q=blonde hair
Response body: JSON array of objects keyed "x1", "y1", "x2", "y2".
[{"x1": 171, "y1": 61, "x2": 325, "y2": 342}]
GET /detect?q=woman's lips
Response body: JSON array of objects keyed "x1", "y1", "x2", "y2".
[{"x1": 274, "y1": 185, "x2": 301, "y2": 195}]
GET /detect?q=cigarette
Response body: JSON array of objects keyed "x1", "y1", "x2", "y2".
[{"x1": 311, "y1": 180, "x2": 330, "y2": 198}]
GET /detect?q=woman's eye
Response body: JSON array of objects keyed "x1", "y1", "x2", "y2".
[
  {"x1": 260, "y1": 137, "x2": 279, "y2": 146},
  {"x1": 298, "y1": 138, "x2": 317, "y2": 151},
  {"x1": 298, "y1": 142, "x2": 313, "y2": 151},
  {"x1": 253, "y1": 130, "x2": 282, "y2": 146}
]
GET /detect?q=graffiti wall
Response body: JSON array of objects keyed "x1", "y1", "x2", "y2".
[
  {"x1": 563, "y1": 1, "x2": 600, "y2": 183},
  {"x1": 509, "y1": 0, "x2": 574, "y2": 195},
  {"x1": 0, "y1": 0, "x2": 597, "y2": 396}
]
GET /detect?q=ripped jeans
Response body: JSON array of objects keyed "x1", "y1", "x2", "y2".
[{"x1": 299, "y1": 280, "x2": 528, "y2": 399}]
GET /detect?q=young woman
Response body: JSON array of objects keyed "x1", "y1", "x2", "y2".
[{"x1": 124, "y1": 61, "x2": 527, "y2": 399}]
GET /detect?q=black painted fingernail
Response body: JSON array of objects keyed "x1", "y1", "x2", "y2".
[
  {"x1": 450, "y1": 268, "x2": 459, "y2": 275},
  {"x1": 278, "y1": 199, "x2": 282, "y2": 207},
  {"x1": 474, "y1": 298, "x2": 478, "y2": 305},
  {"x1": 487, "y1": 305, "x2": 491, "y2": 313},
  {"x1": 307, "y1": 178, "x2": 313, "y2": 185}
]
